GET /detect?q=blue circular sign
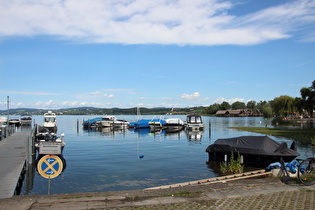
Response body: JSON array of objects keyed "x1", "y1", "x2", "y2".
[{"x1": 37, "y1": 155, "x2": 63, "y2": 179}]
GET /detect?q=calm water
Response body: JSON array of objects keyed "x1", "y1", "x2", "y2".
[{"x1": 10, "y1": 115, "x2": 306, "y2": 195}]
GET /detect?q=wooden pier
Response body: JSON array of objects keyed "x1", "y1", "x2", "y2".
[{"x1": 0, "y1": 131, "x2": 31, "y2": 199}]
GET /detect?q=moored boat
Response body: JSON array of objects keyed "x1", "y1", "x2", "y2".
[
  {"x1": 128, "y1": 119, "x2": 153, "y2": 129},
  {"x1": 83, "y1": 117, "x2": 102, "y2": 128},
  {"x1": 20, "y1": 115, "x2": 32, "y2": 126},
  {"x1": 164, "y1": 118, "x2": 184, "y2": 132},
  {"x1": 35, "y1": 111, "x2": 65, "y2": 156},
  {"x1": 185, "y1": 114, "x2": 204, "y2": 131},
  {"x1": 0, "y1": 117, "x2": 7, "y2": 125},
  {"x1": 35, "y1": 131, "x2": 66, "y2": 155},
  {"x1": 112, "y1": 119, "x2": 129, "y2": 127},
  {"x1": 43, "y1": 111, "x2": 57, "y2": 133},
  {"x1": 206, "y1": 136, "x2": 300, "y2": 167},
  {"x1": 100, "y1": 116, "x2": 129, "y2": 127},
  {"x1": 9, "y1": 118, "x2": 21, "y2": 126},
  {"x1": 149, "y1": 119, "x2": 166, "y2": 131}
]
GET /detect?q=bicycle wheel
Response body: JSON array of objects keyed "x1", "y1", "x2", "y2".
[{"x1": 298, "y1": 158, "x2": 315, "y2": 186}]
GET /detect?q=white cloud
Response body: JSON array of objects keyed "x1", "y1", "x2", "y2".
[
  {"x1": 91, "y1": 91, "x2": 102, "y2": 95},
  {"x1": 214, "y1": 97, "x2": 244, "y2": 104},
  {"x1": 89, "y1": 91, "x2": 115, "y2": 98},
  {"x1": 35, "y1": 101, "x2": 43, "y2": 106},
  {"x1": 0, "y1": 0, "x2": 314, "y2": 45},
  {"x1": 45, "y1": 100, "x2": 54, "y2": 106},
  {"x1": 180, "y1": 92, "x2": 210, "y2": 101},
  {"x1": 103, "y1": 94, "x2": 114, "y2": 98},
  {"x1": 181, "y1": 92, "x2": 201, "y2": 100}
]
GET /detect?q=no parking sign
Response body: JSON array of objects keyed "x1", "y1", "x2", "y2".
[{"x1": 37, "y1": 155, "x2": 63, "y2": 179}]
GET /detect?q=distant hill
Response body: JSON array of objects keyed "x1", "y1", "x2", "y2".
[{"x1": 0, "y1": 107, "x2": 205, "y2": 115}]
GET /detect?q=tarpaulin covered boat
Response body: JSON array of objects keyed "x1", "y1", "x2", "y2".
[{"x1": 206, "y1": 136, "x2": 300, "y2": 167}]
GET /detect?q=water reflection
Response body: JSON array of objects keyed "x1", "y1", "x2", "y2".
[{"x1": 186, "y1": 130, "x2": 203, "y2": 142}]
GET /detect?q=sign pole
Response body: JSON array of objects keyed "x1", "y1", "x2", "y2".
[{"x1": 48, "y1": 178, "x2": 51, "y2": 195}]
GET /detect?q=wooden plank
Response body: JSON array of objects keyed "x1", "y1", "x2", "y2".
[
  {"x1": 145, "y1": 170, "x2": 272, "y2": 190},
  {"x1": 0, "y1": 131, "x2": 29, "y2": 199}
]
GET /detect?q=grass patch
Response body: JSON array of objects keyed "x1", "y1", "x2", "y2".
[
  {"x1": 230, "y1": 127, "x2": 315, "y2": 144},
  {"x1": 59, "y1": 195, "x2": 93, "y2": 199},
  {"x1": 161, "y1": 191, "x2": 194, "y2": 197},
  {"x1": 125, "y1": 196, "x2": 141, "y2": 201}
]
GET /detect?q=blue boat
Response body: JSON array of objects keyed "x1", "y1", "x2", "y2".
[
  {"x1": 83, "y1": 117, "x2": 102, "y2": 128},
  {"x1": 129, "y1": 119, "x2": 165, "y2": 129}
]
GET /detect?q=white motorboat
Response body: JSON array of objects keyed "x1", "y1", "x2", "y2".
[
  {"x1": 149, "y1": 120, "x2": 165, "y2": 131},
  {"x1": 9, "y1": 118, "x2": 21, "y2": 126},
  {"x1": 185, "y1": 114, "x2": 204, "y2": 131},
  {"x1": 100, "y1": 116, "x2": 129, "y2": 127},
  {"x1": 0, "y1": 117, "x2": 8, "y2": 125},
  {"x1": 43, "y1": 111, "x2": 57, "y2": 132},
  {"x1": 100, "y1": 116, "x2": 116, "y2": 127},
  {"x1": 164, "y1": 118, "x2": 184, "y2": 132},
  {"x1": 112, "y1": 119, "x2": 129, "y2": 127},
  {"x1": 20, "y1": 115, "x2": 32, "y2": 125}
]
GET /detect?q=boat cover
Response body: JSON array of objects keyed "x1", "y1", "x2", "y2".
[
  {"x1": 206, "y1": 136, "x2": 299, "y2": 157},
  {"x1": 129, "y1": 119, "x2": 164, "y2": 128},
  {"x1": 83, "y1": 117, "x2": 102, "y2": 124},
  {"x1": 165, "y1": 118, "x2": 184, "y2": 124}
]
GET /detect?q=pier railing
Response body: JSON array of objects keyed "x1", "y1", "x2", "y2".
[{"x1": 0, "y1": 125, "x2": 16, "y2": 140}]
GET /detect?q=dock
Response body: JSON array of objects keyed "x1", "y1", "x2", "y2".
[{"x1": 0, "y1": 131, "x2": 31, "y2": 199}]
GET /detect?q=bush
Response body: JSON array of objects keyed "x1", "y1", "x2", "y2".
[{"x1": 220, "y1": 152, "x2": 244, "y2": 175}]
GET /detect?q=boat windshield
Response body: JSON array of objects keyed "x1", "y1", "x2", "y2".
[{"x1": 45, "y1": 117, "x2": 56, "y2": 122}]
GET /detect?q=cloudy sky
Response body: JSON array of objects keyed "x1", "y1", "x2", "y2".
[{"x1": 0, "y1": 0, "x2": 314, "y2": 110}]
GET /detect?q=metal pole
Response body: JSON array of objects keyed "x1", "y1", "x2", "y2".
[
  {"x1": 208, "y1": 120, "x2": 211, "y2": 139},
  {"x1": 48, "y1": 178, "x2": 51, "y2": 195},
  {"x1": 7, "y1": 96, "x2": 9, "y2": 125},
  {"x1": 77, "y1": 119, "x2": 79, "y2": 133}
]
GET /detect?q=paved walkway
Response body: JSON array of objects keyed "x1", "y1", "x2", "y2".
[{"x1": 0, "y1": 177, "x2": 314, "y2": 209}]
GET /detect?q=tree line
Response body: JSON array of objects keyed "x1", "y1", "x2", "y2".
[
  {"x1": 2, "y1": 81, "x2": 314, "y2": 118},
  {"x1": 202, "y1": 80, "x2": 315, "y2": 118}
]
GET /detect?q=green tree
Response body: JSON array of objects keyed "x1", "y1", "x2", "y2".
[
  {"x1": 246, "y1": 100, "x2": 256, "y2": 109},
  {"x1": 271, "y1": 95, "x2": 295, "y2": 116},
  {"x1": 203, "y1": 103, "x2": 220, "y2": 114},
  {"x1": 256, "y1": 101, "x2": 273, "y2": 118},
  {"x1": 300, "y1": 80, "x2": 315, "y2": 117},
  {"x1": 293, "y1": 97, "x2": 303, "y2": 115},
  {"x1": 220, "y1": 101, "x2": 231, "y2": 110},
  {"x1": 231, "y1": 101, "x2": 246, "y2": 110}
]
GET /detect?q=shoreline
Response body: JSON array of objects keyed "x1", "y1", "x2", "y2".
[{"x1": 1, "y1": 175, "x2": 315, "y2": 209}]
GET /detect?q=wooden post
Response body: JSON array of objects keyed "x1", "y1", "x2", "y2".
[{"x1": 208, "y1": 120, "x2": 211, "y2": 139}]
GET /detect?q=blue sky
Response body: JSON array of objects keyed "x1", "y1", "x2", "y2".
[{"x1": 0, "y1": 0, "x2": 314, "y2": 110}]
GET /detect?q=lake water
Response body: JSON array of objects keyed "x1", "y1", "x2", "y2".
[{"x1": 12, "y1": 115, "x2": 306, "y2": 195}]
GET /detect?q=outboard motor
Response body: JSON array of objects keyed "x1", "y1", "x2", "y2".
[{"x1": 290, "y1": 141, "x2": 297, "y2": 151}]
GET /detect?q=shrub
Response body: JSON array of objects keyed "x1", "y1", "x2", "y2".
[{"x1": 220, "y1": 152, "x2": 244, "y2": 175}]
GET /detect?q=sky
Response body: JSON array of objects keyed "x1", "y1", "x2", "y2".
[{"x1": 0, "y1": 0, "x2": 315, "y2": 110}]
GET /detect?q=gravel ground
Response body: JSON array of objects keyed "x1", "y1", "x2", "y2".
[{"x1": 0, "y1": 177, "x2": 314, "y2": 210}]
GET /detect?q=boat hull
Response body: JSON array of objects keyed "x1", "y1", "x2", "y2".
[
  {"x1": 207, "y1": 152, "x2": 298, "y2": 167},
  {"x1": 186, "y1": 124, "x2": 204, "y2": 131}
]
